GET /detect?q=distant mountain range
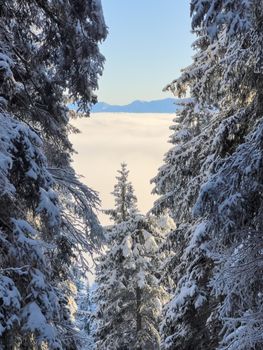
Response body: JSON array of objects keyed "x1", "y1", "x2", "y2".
[{"x1": 91, "y1": 98, "x2": 179, "y2": 113}]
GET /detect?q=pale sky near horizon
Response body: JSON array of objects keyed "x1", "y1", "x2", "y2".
[{"x1": 98, "y1": 0, "x2": 194, "y2": 104}]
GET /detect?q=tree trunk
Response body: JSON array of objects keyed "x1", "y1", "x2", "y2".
[
  {"x1": 136, "y1": 286, "x2": 142, "y2": 350},
  {"x1": 2, "y1": 330, "x2": 16, "y2": 349}
]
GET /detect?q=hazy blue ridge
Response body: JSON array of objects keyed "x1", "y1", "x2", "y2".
[{"x1": 69, "y1": 98, "x2": 181, "y2": 113}]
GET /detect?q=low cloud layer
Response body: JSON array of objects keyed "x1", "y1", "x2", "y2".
[{"x1": 70, "y1": 113, "x2": 174, "y2": 224}]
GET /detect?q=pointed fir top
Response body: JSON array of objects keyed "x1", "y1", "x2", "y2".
[{"x1": 105, "y1": 163, "x2": 138, "y2": 223}]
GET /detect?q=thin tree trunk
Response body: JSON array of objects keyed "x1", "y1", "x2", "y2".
[
  {"x1": 136, "y1": 286, "x2": 142, "y2": 350},
  {"x1": 2, "y1": 333, "x2": 15, "y2": 350}
]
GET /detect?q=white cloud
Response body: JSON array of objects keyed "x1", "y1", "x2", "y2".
[{"x1": 70, "y1": 113, "x2": 173, "y2": 225}]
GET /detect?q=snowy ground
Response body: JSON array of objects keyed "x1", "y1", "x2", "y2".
[{"x1": 70, "y1": 113, "x2": 174, "y2": 225}]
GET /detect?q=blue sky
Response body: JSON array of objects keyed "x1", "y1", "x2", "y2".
[{"x1": 98, "y1": 0, "x2": 194, "y2": 104}]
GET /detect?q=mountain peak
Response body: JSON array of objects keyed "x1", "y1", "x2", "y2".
[{"x1": 91, "y1": 98, "x2": 179, "y2": 113}]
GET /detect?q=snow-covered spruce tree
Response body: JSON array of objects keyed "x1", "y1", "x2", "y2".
[
  {"x1": 189, "y1": 2, "x2": 263, "y2": 349},
  {"x1": 0, "y1": 1, "x2": 106, "y2": 348},
  {"x1": 95, "y1": 165, "x2": 167, "y2": 350},
  {"x1": 104, "y1": 162, "x2": 138, "y2": 223},
  {"x1": 153, "y1": 1, "x2": 263, "y2": 349}
]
